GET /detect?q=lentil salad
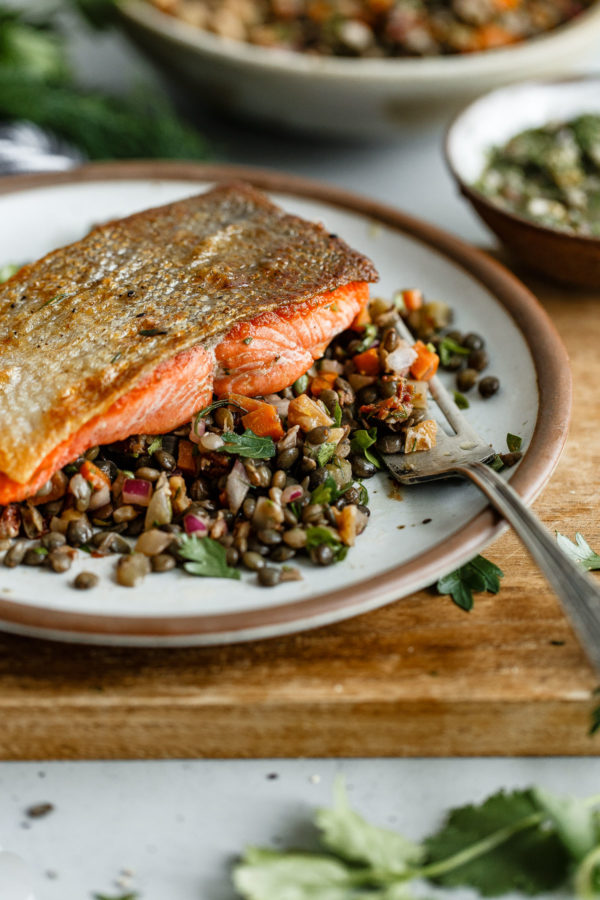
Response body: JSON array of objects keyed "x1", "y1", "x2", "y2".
[
  {"x1": 0, "y1": 286, "x2": 503, "y2": 590},
  {"x1": 148, "y1": 0, "x2": 594, "y2": 58}
]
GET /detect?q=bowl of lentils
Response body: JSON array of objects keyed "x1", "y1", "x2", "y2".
[
  {"x1": 118, "y1": 0, "x2": 600, "y2": 138},
  {"x1": 446, "y1": 76, "x2": 600, "y2": 286}
]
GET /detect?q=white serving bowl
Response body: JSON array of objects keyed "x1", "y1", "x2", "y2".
[
  {"x1": 119, "y1": 0, "x2": 600, "y2": 138},
  {"x1": 445, "y1": 77, "x2": 600, "y2": 286}
]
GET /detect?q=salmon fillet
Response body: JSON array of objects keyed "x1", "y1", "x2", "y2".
[
  {"x1": 0, "y1": 182, "x2": 377, "y2": 502},
  {"x1": 215, "y1": 281, "x2": 369, "y2": 396},
  {"x1": 0, "y1": 346, "x2": 213, "y2": 504}
]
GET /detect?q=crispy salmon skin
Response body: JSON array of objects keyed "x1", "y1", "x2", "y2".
[{"x1": 0, "y1": 182, "x2": 377, "y2": 489}]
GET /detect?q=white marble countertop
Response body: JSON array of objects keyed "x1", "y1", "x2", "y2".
[{"x1": 0, "y1": 9, "x2": 599, "y2": 900}]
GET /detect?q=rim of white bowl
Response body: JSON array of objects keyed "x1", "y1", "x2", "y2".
[
  {"x1": 120, "y1": 0, "x2": 600, "y2": 83},
  {"x1": 445, "y1": 74, "x2": 600, "y2": 247}
]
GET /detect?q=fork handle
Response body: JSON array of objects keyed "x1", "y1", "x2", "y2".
[{"x1": 456, "y1": 460, "x2": 600, "y2": 675}]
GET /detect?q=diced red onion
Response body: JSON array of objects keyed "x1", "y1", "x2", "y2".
[
  {"x1": 385, "y1": 343, "x2": 417, "y2": 374},
  {"x1": 281, "y1": 484, "x2": 304, "y2": 504},
  {"x1": 184, "y1": 513, "x2": 209, "y2": 535},
  {"x1": 189, "y1": 417, "x2": 206, "y2": 444},
  {"x1": 226, "y1": 459, "x2": 250, "y2": 514},
  {"x1": 122, "y1": 478, "x2": 153, "y2": 507}
]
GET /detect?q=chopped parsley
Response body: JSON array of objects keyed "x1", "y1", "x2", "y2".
[
  {"x1": 350, "y1": 427, "x2": 381, "y2": 469},
  {"x1": 453, "y1": 390, "x2": 469, "y2": 409},
  {"x1": 219, "y1": 430, "x2": 275, "y2": 459},
  {"x1": 438, "y1": 336, "x2": 470, "y2": 366},
  {"x1": 507, "y1": 433, "x2": 523, "y2": 452},
  {"x1": 147, "y1": 437, "x2": 162, "y2": 455},
  {"x1": 305, "y1": 526, "x2": 348, "y2": 562},
  {"x1": 178, "y1": 535, "x2": 240, "y2": 580}
]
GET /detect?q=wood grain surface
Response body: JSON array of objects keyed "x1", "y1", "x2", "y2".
[{"x1": 0, "y1": 265, "x2": 598, "y2": 760}]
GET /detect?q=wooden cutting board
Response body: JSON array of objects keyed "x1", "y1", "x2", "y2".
[{"x1": 1, "y1": 265, "x2": 598, "y2": 760}]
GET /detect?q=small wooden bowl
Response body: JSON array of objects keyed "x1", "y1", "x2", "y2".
[{"x1": 445, "y1": 77, "x2": 600, "y2": 288}]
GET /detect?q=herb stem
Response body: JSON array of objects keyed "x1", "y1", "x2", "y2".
[
  {"x1": 415, "y1": 793, "x2": 600, "y2": 882},
  {"x1": 574, "y1": 844, "x2": 600, "y2": 899},
  {"x1": 415, "y1": 812, "x2": 542, "y2": 880}
]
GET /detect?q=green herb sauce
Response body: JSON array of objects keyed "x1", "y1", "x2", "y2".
[{"x1": 477, "y1": 114, "x2": 600, "y2": 236}]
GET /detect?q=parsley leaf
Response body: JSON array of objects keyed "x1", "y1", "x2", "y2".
[
  {"x1": 437, "y1": 555, "x2": 504, "y2": 611},
  {"x1": 147, "y1": 436, "x2": 162, "y2": 455},
  {"x1": 424, "y1": 789, "x2": 571, "y2": 896},
  {"x1": 178, "y1": 535, "x2": 240, "y2": 580},
  {"x1": 453, "y1": 390, "x2": 469, "y2": 410},
  {"x1": 333, "y1": 399, "x2": 343, "y2": 427},
  {"x1": 219, "y1": 430, "x2": 275, "y2": 460},
  {"x1": 311, "y1": 476, "x2": 340, "y2": 505},
  {"x1": 305, "y1": 526, "x2": 348, "y2": 562},
  {"x1": 507, "y1": 433, "x2": 523, "y2": 452},
  {"x1": 316, "y1": 777, "x2": 424, "y2": 877},
  {"x1": 438, "y1": 337, "x2": 470, "y2": 366},
  {"x1": 351, "y1": 428, "x2": 381, "y2": 469},
  {"x1": 310, "y1": 478, "x2": 358, "y2": 506},
  {"x1": 316, "y1": 442, "x2": 337, "y2": 468},
  {"x1": 556, "y1": 532, "x2": 600, "y2": 571},
  {"x1": 489, "y1": 454, "x2": 505, "y2": 472}
]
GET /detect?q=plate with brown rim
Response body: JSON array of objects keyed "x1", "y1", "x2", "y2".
[{"x1": 0, "y1": 162, "x2": 571, "y2": 646}]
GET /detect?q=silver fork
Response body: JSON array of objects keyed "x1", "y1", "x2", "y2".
[{"x1": 381, "y1": 317, "x2": 600, "y2": 675}]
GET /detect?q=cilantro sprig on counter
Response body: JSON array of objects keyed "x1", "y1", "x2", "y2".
[
  {"x1": 556, "y1": 532, "x2": 600, "y2": 571},
  {"x1": 233, "y1": 778, "x2": 600, "y2": 900}
]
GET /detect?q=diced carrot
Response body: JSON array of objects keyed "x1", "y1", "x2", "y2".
[
  {"x1": 333, "y1": 504, "x2": 358, "y2": 546},
  {"x1": 222, "y1": 392, "x2": 264, "y2": 413},
  {"x1": 311, "y1": 372, "x2": 338, "y2": 396},
  {"x1": 350, "y1": 304, "x2": 372, "y2": 332},
  {"x1": 410, "y1": 341, "x2": 439, "y2": 381},
  {"x1": 242, "y1": 404, "x2": 284, "y2": 441},
  {"x1": 177, "y1": 439, "x2": 197, "y2": 476},
  {"x1": 402, "y1": 289, "x2": 423, "y2": 312},
  {"x1": 353, "y1": 347, "x2": 381, "y2": 376},
  {"x1": 80, "y1": 460, "x2": 111, "y2": 490},
  {"x1": 469, "y1": 23, "x2": 517, "y2": 50}
]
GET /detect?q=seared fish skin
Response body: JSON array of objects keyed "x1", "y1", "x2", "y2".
[{"x1": 0, "y1": 182, "x2": 377, "y2": 486}]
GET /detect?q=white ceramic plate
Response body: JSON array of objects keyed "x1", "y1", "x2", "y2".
[{"x1": 0, "y1": 163, "x2": 571, "y2": 646}]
